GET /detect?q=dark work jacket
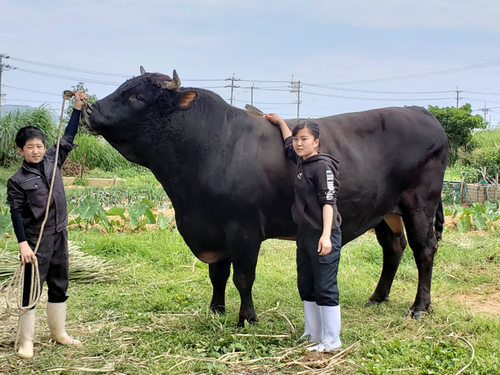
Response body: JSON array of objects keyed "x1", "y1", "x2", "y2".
[
  {"x1": 6, "y1": 135, "x2": 77, "y2": 238},
  {"x1": 284, "y1": 136, "x2": 342, "y2": 233}
]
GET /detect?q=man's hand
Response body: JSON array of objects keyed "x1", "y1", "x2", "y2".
[
  {"x1": 317, "y1": 234, "x2": 332, "y2": 256},
  {"x1": 73, "y1": 90, "x2": 87, "y2": 111},
  {"x1": 19, "y1": 241, "x2": 36, "y2": 265}
]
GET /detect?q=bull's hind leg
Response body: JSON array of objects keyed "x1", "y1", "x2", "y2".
[
  {"x1": 209, "y1": 257, "x2": 231, "y2": 314},
  {"x1": 225, "y1": 221, "x2": 263, "y2": 327},
  {"x1": 401, "y1": 192, "x2": 440, "y2": 319},
  {"x1": 366, "y1": 215, "x2": 408, "y2": 306}
]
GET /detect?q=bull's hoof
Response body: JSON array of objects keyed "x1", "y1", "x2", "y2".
[
  {"x1": 210, "y1": 304, "x2": 226, "y2": 315},
  {"x1": 404, "y1": 309, "x2": 428, "y2": 319},
  {"x1": 237, "y1": 315, "x2": 258, "y2": 328},
  {"x1": 364, "y1": 298, "x2": 388, "y2": 307}
]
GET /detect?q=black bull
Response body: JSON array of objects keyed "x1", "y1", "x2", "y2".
[{"x1": 81, "y1": 70, "x2": 448, "y2": 326}]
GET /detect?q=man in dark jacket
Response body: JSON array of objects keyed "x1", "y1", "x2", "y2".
[{"x1": 6, "y1": 91, "x2": 86, "y2": 359}]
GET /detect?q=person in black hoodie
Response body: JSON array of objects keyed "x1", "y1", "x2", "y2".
[{"x1": 265, "y1": 113, "x2": 342, "y2": 352}]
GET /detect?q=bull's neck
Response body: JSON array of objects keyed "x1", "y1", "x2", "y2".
[{"x1": 145, "y1": 101, "x2": 257, "y2": 205}]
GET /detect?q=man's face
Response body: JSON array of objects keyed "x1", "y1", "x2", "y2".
[{"x1": 18, "y1": 138, "x2": 46, "y2": 163}]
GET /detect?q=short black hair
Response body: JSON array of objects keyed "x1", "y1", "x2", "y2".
[{"x1": 15, "y1": 126, "x2": 46, "y2": 149}]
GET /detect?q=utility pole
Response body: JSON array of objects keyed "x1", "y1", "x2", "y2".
[
  {"x1": 251, "y1": 82, "x2": 255, "y2": 106},
  {"x1": 0, "y1": 54, "x2": 11, "y2": 115},
  {"x1": 290, "y1": 75, "x2": 301, "y2": 118},
  {"x1": 455, "y1": 86, "x2": 462, "y2": 108},
  {"x1": 247, "y1": 82, "x2": 260, "y2": 106},
  {"x1": 477, "y1": 102, "x2": 491, "y2": 125},
  {"x1": 225, "y1": 73, "x2": 240, "y2": 106}
]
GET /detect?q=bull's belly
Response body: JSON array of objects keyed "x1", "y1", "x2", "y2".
[{"x1": 194, "y1": 250, "x2": 230, "y2": 264}]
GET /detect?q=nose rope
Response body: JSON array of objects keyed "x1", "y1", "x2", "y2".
[{"x1": 5, "y1": 90, "x2": 82, "y2": 353}]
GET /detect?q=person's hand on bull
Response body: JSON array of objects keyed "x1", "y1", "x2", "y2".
[
  {"x1": 19, "y1": 241, "x2": 36, "y2": 265},
  {"x1": 265, "y1": 113, "x2": 292, "y2": 140},
  {"x1": 73, "y1": 90, "x2": 87, "y2": 111},
  {"x1": 265, "y1": 113, "x2": 284, "y2": 125}
]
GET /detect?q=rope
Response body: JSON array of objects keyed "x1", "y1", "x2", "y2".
[{"x1": 5, "y1": 90, "x2": 79, "y2": 352}]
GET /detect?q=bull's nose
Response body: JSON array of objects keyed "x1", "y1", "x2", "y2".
[{"x1": 85, "y1": 104, "x2": 94, "y2": 116}]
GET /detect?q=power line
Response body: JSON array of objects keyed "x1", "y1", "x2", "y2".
[
  {"x1": 9, "y1": 57, "x2": 132, "y2": 77},
  {"x1": 15, "y1": 67, "x2": 123, "y2": 85},
  {"x1": 239, "y1": 79, "x2": 291, "y2": 83},
  {"x1": 233, "y1": 99, "x2": 295, "y2": 105},
  {"x1": 463, "y1": 90, "x2": 500, "y2": 96},
  {"x1": 315, "y1": 59, "x2": 500, "y2": 86},
  {"x1": 10, "y1": 56, "x2": 227, "y2": 82},
  {"x1": 258, "y1": 88, "x2": 290, "y2": 92},
  {"x1": 1, "y1": 84, "x2": 61, "y2": 96},
  {"x1": 301, "y1": 91, "x2": 455, "y2": 101},
  {"x1": 4, "y1": 98, "x2": 61, "y2": 104},
  {"x1": 463, "y1": 97, "x2": 500, "y2": 105},
  {"x1": 301, "y1": 83, "x2": 456, "y2": 95}
]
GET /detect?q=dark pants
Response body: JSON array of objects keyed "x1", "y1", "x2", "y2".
[
  {"x1": 22, "y1": 230, "x2": 69, "y2": 307},
  {"x1": 296, "y1": 227, "x2": 341, "y2": 306}
]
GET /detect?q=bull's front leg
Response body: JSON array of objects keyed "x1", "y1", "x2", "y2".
[
  {"x1": 225, "y1": 221, "x2": 263, "y2": 327},
  {"x1": 209, "y1": 257, "x2": 231, "y2": 314}
]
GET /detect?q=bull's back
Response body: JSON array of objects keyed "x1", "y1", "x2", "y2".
[{"x1": 311, "y1": 107, "x2": 446, "y2": 242}]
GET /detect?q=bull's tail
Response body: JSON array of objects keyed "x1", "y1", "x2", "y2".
[{"x1": 434, "y1": 197, "x2": 444, "y2": 242}]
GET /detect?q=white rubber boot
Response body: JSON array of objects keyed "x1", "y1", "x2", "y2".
[
  {"x1": 46, "y1": 302, "x2": 81, "y2": 346},
  {"x1": 307, "y1": 305, "x2": 341, "y2": 352},
  {"x1": 301, "y1": 301, "x2": 323, "y2": 344},
  {"x1": 17, "y1": 309, "x2": 36, "y2": 359}
]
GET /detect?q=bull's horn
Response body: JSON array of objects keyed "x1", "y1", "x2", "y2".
[
  {"x1": 165, "y1": 70, "x2": 181, "y2": 90},
  {"x1": 140, "y1": 66, "x2": 146, "y2": 75}
]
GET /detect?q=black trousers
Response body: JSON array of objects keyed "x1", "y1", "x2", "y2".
[
  {"x1": 296, "y1": 227, "x2": 341, "y2": 306},
  {"x1": 22, "y1": 230, "x2": 69, "y2": 307}
]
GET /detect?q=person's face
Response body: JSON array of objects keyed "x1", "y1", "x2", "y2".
[
  {"x1": 18, "y1": 138, "x2": 46, "y2": 163},
  {"x1": 293, "y1": 127, "x2": 319, "y2": 160}
]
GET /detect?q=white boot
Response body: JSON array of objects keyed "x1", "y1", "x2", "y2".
[
  {"x1": 46, "y1": 302, "x2": 81, "y2": 346},
  {"x1": 307, "y1": 305, "x2": 341, "y2": 352},
  {"x1": 17, "y1": 309, "x2": 36, "y2": 359},
  {"x1": 301, "y1": 301, "x2": 323, "y2": 343}
]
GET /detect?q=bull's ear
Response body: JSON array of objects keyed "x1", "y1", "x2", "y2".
[
  {"x1": 177, "y1": 91, "x2": 198, "y2": 109},
  {"x1": 140, "y1": 66, "x2": 146, "y2": 75}
]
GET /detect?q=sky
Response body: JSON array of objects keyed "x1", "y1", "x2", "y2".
[{"x1": 2, "y1": 0, "x2": 500, "y2": 125}]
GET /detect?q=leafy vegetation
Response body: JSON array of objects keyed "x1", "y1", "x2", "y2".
[
  {"x1": 0, "y1": 106, "x2": 58, "y2": 167},
  {"x1": 445, "y1": 201, "x2": 500, "y2": 232},
  {"x1": 67, "y1": 196, "x2": 174, "y2": 233}
]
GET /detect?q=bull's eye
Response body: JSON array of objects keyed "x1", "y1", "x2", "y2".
[{"x1": 135, "y1": 95, "x2": 143, "y2": 101}]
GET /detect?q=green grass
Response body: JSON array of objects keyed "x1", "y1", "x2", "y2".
[{"x1": 1, "y1": 228, "x2": 499, "y2": 374}]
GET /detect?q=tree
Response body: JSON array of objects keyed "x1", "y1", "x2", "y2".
[{"x1": 428, "y1": 104, "x2": 487, "y2": 165}]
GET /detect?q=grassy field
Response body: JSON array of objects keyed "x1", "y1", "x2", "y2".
[{"x1": 1, "y1": 226, "x2": 499, "y2": 374}]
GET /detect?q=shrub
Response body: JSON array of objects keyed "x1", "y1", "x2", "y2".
[
  {"x1": 0, "y1": 106, "x2": 58, "y2": 166},
  {"x1": 469, "y1": 146, "x2": 500, "y2": 176},
  {"x1": 69, "y1": 132, "x2": 135, "y2": 172}
]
